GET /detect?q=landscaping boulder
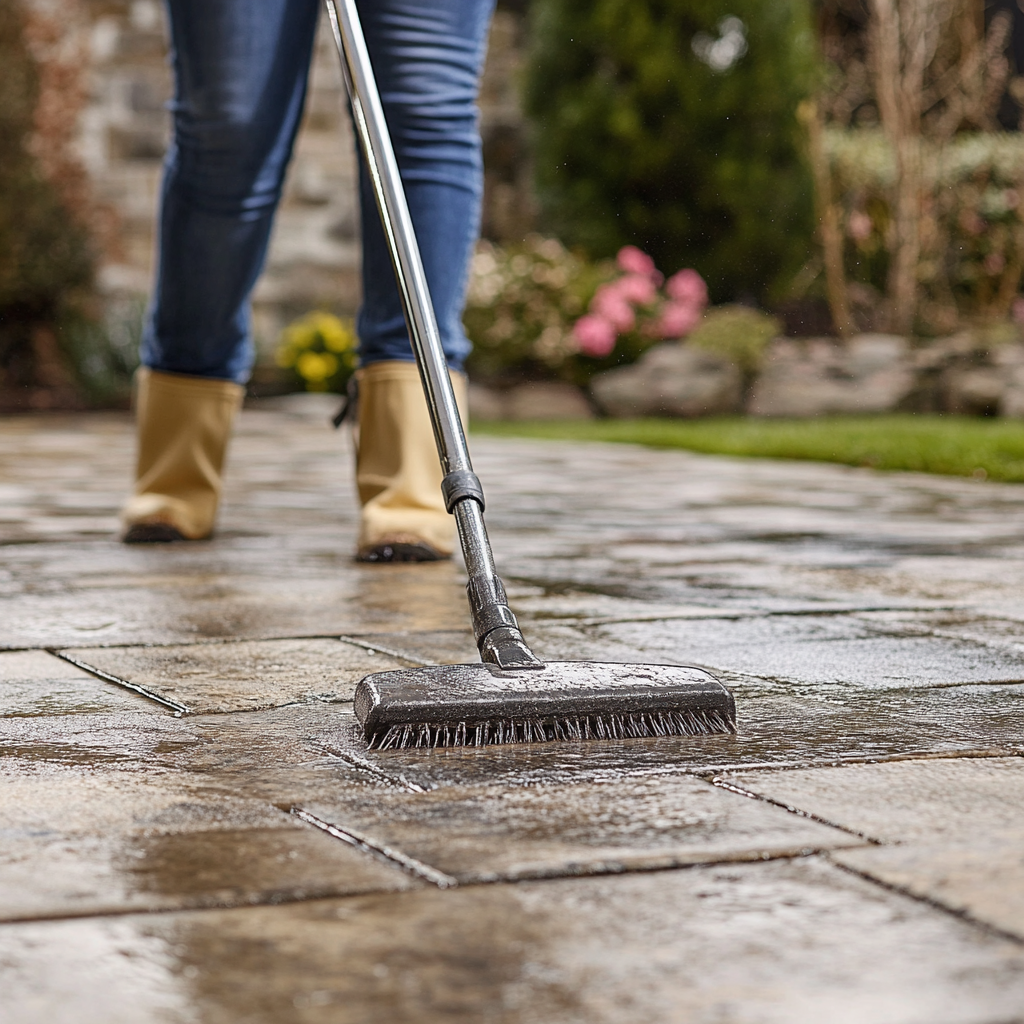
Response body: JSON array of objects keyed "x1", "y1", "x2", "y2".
[
  {"x1": 505, "y1": 382, "x2": 594, "y2": 420},
  {"x1": 467, "y1": 383, "x2": 507, "y2": 422},
  {"x1": 590, "y1": 344, "x2": 742, "y2": 418},
  {"x1": 1001, "y1": 368, "x2": 1024, "y2": 418},
  {"x1": 942, "y1": 366, "x2": 1006, "y2": 416},
  {"x1": 749, "y1": 334, "x2": 914, "y2": 417},
  {"x1": 468, "y1": 381, "x2": 593, "y2": 421},
  {"x1": 994, "y1": 345, "x2": 1024, "y2": 418}
]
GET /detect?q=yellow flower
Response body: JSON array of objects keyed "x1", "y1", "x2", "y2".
[
  {"x1": 318, "y1": 316, "x2": 356, "y2": 353},
  {"x1": 276, "y1": 310, "x2": 357, "y2": 391},
  {"x1": 297, "y1": 350, "x2": 339, "y2": 383},
  {"x1": 284, "y1": 322, "x2": 314, "y2": 350}
]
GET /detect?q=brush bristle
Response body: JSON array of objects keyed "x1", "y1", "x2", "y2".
[{"x1": 366, "y1": 708, "x2": 736, "y2": 750}]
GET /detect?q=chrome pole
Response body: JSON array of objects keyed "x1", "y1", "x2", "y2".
[{"x1": 324, "y1": 0, "x2": 541, "y2": 669}]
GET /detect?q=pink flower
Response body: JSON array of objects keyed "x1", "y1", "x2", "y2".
[
  {"x1": 617, "y1": 245, "x2": 660, "y2": 280},
  {"x1": 665, "y1": 268, "x2": 708, "y2": 308},
  {"x1": 847, "y1": 211, "x2": 873, "y2": 243},
  {"x1": 1012, "y1": 297, "x2": 1024, "y2": 325},
  {"x1": 591, "y1": 285, "x2": 636, "y2": 332},
  {"x1": 573, "y1": 314, "x2": 618, "y2": 358},
  {"x1": 653, "y1": 301, "x2": 702, "y2": 339},
  {"x1": 959, "y1": 210, "x2": 986, "y2": 236},
  {"x1": 611, "y1": 273, "x2": 658, "y2": 306},
  {"x1": 984, "y1": 252, "x2": 1006, "y2": 276}
]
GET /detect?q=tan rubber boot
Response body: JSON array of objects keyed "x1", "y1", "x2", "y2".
[
  {"x1": 121, "y1": 368, "x2": 244, "y2": 542},
  {"x1": 355, "y1": 360, "x2": 468, "y2": 562}
]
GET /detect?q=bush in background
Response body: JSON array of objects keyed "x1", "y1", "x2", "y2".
[
  {"x1": 524, "y1": 0, "x2": 817, "y2": 304},
  {"x1": 687, "y1": 305, "x2": 780, "y2": 376},
  {"x1": 827, "y1": 130, "x2": 1024, "y2": 333}
]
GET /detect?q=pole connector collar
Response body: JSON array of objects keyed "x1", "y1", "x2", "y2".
[{"x1": 442, "y1": 469, "x2": 485, "y2": 513}]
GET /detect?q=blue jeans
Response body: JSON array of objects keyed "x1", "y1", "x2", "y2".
[{"x1": 142, "y1": 0, "x2": 493, "y2": 382}]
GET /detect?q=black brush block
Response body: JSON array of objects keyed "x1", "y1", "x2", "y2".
[{"x1": 354, "y1": 662, "x2": 736, "y2": 737}]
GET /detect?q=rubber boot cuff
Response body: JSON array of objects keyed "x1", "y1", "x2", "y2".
[
  {"x1": 122, "y1": 368, "x2": 244, "y2": 541},
  {"x1": 355, "y1": 360, "x2": 467, "y2": 558}
]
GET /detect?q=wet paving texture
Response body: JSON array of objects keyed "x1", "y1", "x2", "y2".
[{"x1": 2, "y1": 399, "x2": 1024, "y2": 1022}]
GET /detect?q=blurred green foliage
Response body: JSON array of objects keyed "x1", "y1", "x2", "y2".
[
  {"x1": 687, "y1": 305, "x2": 781, "y2": 374},
  {"x1": 0, "y1": 1, "x2": 97, "y2": 407},
  {"x1": 524, "y1": 0, "x2": 818, "y2": 304}
]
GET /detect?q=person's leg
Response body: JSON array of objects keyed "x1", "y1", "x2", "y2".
[
  {"x1": 124, "y1": 0, "x2": 319, "y2": 542},
  {"x1": 144, "y1": 0, "x2": 320, "y2": 382},
  {"x1": 353, "y1": 0, "x2": 495, "y2": 560},
  {"x1": 355, "y1": 0, "x2": 494, "y2": 371}
]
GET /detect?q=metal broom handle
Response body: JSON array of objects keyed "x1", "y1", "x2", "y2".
[{"x1": 325, "y1": 0, "x2": 541, "y2": 668}]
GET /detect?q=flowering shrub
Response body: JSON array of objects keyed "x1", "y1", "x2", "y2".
[
  {"x1": 463, "y1": 235, "x2": 610, "y2": 382},
  {"x1": 826, "y1": 130, "x2": 1024, "y2": 329},
  {"x1": 464, "y1": 236, "x2": 708, "y2": 383},
  {"x1": 275, "y1": 311, "x2": 357, "y2": 392}
]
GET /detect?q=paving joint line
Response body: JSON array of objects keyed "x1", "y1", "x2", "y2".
[
  {"x1": 38, "y1": 633, "x2": 435, "y2": 655},
  {"x1": 571, "y1": 604, "x2": 963, "y2": 627},
  {"x1": 51, "y1": 650, "x2": 189, "y2": 715},
  {"x1": 0, "y1": 848, "x2": 854, "y2": 929},
  {"x1": 709, "y1": 778, "x2": 885, "y2": 844},
  {"x1": 335, "y1": 635, "x2": 431, "y2": 666},
  {"x1": 309, "y1": 742, "x2": 428, "y2": 793},
  {"x1": 291, "y1": 807, "x2": 456, "y2": 888},
  {"x1": 829, "y1": 858, "x2": 1024, "y2": 948}
]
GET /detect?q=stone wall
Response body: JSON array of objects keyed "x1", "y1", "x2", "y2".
[{"x1": 66, "y1": 0, "x2": 531, "y2": 367}]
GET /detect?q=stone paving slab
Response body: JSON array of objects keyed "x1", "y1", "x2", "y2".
[
  {"x1": 591, "y1": 616, "x2": 1024, "y2": 689},
  {"x1": 0, "y1": 769, "x2": 411, "y2": 921},
  {"x1": 860, "y1": 610, "x2": 1024, "y2": 652},
  {"x1": 0, "y1": 551, "x2": 469, "y2": 648},
  {"x1": 334, "y1": 619, "x2": 1024, "y2": 698},
  {"x1": 1, "y1": 711, "x2": 208, "y2": 772},
  {"x1": 723, "y1": 756, "x2": 1024, "y2": 939},
  {"x1": 4, "y1": 859, "x2": 1024, "y2": 1024},
  {"x1": 297, "y1": 774, "x2": 864, "y2": 883},
  {"x1": 0, "y1": 650, "x2": 151, "y2": 717},
  {"x1": 61, "y1": 638, "x2": 408, "y2": 714},
  {"x1": 723, "y1": 756, "x2": 1024, "y2": 843}
]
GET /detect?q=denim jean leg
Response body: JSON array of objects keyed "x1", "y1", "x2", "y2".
[
  {"x1": 355, "y1": 0, "x2": 497, "y2": 372},
  {"x1": 142, "y1": 0, "x2": 320, "y2": 384}
]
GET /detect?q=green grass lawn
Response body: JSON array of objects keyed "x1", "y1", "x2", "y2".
[{"x1": 472, "y1": 416, "x2": 1024, "y2": 483}]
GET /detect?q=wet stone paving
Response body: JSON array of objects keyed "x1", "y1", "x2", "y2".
[{"x1": 2, "y1": 394, "x2": 1024, "y2": 1023}]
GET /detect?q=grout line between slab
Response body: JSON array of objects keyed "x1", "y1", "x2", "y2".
[
  {"x1": 710, "y1": 778, "x2": 885, "y2": 844},
  {"x1": 291, "y1": 807, "x2": 457, "y2": 888},
  {"x1": 828, "y1": 858, "x2": 1024, "y2": 948},
  {"x1": 335, "y1": 635, "x2": 432, "y2": 666},
  {"x1": 51, "y1": 650, "x2": 189, "y2": 715},
  {"x1": 0, "y1": 848, "x2": 863, "y2": 930},
  {"x1": 571, "y1": 604, "x2": 963, "y2": 627},
  {"x1": 41, "y1": 633, "x2": 436, "y2": 655},
  {"x1": 309, "y1": 742, "x2": 428, "y2": 793}
]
